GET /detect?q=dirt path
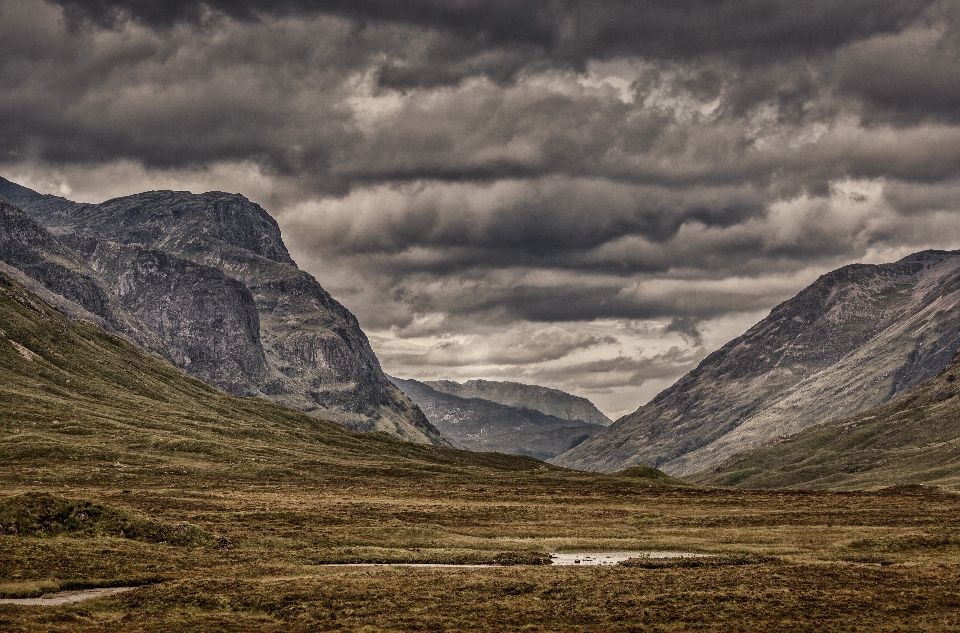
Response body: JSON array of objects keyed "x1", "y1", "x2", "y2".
[{"x1": 0, "y1": 587, "x2": 135, "y2": 606}]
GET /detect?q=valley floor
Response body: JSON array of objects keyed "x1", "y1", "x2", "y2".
[{"x1": 3, "y1": 469, "x2": 960, "y2": 631}]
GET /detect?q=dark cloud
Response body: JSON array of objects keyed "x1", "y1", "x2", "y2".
[
  {"x1": 454, "y1": 279, "x2": 795, "y2": 324},
  {"x1": 665, "y1": 316, "x2": 703, "y2": 346},
  {"x1": 335, "y1": 266, "x2": 808, "y2": 329},
  {"x1": 883, "y1": 179, "x2": 960, "y2": 215},
  {"x1": 6, "y1": 0, "x2": 959, "y2": 198},
  {"x1": 5, "y1": 0, "x2": 960, "y2": 411},
  {"x1": 836, "y1": 23, "x2": 960, "y2": 124},
  {"x1": 52, "y1": 0, "x2": 934, "y2": 62},
  {"x1": 284, "y1": 180, "x2": 768, "y2": 264},
  {"x1": 0, "y1": 7, "x2": 365, "y2": 184}
]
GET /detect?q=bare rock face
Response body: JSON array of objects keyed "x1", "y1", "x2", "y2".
[
  {"x1": 0, "y1": 197, "x2": 167, "y2": 357},
  {"x1": 3, "y1": 179, "x2": 444, "y2": 445},
  {"x1": 390, "y1": 376, "x2": 604, "y2": 459},
  {"x1": 695, "y1": 348, "x2": 960, "y2": 489},
  {"x1": 424, "y1": 379, "x2": 612, "y2": 426},
  {"x1": 554, "y1": 250, "x2": 960, "y2": 475},
  {"x1": 61, "y1": 234, "x2": 269, "y2": 397}
]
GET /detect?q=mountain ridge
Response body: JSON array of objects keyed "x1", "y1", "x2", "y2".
[
  {"x1": 554, "y1": 249, "x2": 960, "y2": 475},
  {"x1": 422, "y1": 378, "x2": 612, "y2": 426},
  {"x1": 390, "y1": 376, "x2": 604, "y2": 459}
]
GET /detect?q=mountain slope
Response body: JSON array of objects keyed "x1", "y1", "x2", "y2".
[
  {"x1": 554, "y1": 250, "x2": 960, "y2": 475},
  {"x1": 390, "y1": 376, "x2": 604, "y2": 459},
  {"x1": 423, "y1": 379, "x2": 612, "y2": 426},
  {"x1": 695, "y1": 349, "x2": 960, "y2": 490},
  {"x1": 0, "y1": 177, "x2": 47, "y2": 209},
  {"x1": 2, "y1": 178, "x2": 444, "y2": 445},
  {"x1": 0, "y1": 270, "x2": 536, "y2": 486},
  {"x1": 62, "y1": 234, "x2": 271, "y2": 397},
  {"x1": 0, "y1": 196, "x2": 167, "y2": 357}
]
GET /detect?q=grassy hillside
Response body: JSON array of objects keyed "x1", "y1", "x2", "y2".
[
  {"x1": 0, "y1": 269, "x2": 553, "y2": 488},
  {"x1": 695, "y1": 350, "x2": 960, "y2": 490}
]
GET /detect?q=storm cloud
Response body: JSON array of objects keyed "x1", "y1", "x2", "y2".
[{"x1": 3, "y1": 0, "x2": 960, "y2": 416}]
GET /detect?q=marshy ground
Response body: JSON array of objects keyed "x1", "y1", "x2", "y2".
[{"x1": 2, "y1": 469, "x2": 960, "y2": 631}]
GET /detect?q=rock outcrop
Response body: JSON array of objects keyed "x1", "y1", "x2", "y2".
[
  {"x1": 62, "y1": 234, "x2": 269, "y2": 397},
  {"x1": 0, "y1": 196, "x2": 167, "y2": 357},
  {"x1": 554, "y1": 250, "x2": 960, "y2": 475}
]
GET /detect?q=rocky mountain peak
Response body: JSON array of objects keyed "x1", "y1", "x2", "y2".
[{"x1": 30, "y1": 190, "x2": 296, "y2": 267}]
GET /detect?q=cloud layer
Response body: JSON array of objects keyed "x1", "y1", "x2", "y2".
[{"x1": 4, "y1": 0, "x2": 960, "y2": 416}]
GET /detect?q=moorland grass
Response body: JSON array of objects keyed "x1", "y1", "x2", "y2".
[{"x1": 4, "y1": 272, "x2": 960, "y2": 630}]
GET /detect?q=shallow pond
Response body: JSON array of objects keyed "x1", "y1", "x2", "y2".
[
  {"x1": 548, "y1": 551, "x2": 705, "y2": 566},
  {"x1": 321, "y1": 552, "x2": 705, "y2": 568}
]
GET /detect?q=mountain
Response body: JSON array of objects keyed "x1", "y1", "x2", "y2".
[
  {"x1": 695, "y1": 349, "x2": 960, "y2": 490},
  {"x1": 423, "y1": 379, "x2": 612, "y2": 426},
  {"x1": 61, "y1": 233, "x2": 271, "y2": 398},
  {"x1": 554, "y1": 250, "x2": 960, "y2": 475},
  {"x1": 0, "y1": 177, "x2": 445, "y2": 445},
  {"x1": 0, "y1": 196, "x2": 167, "y2": 357},
  {"x1": 389, "y1": 376, "x2": 604, "y2": 459},
  {"x1": 0, "y1": 269, "x2": 538, "y2": 485},
  {"x1": 0, "y1": 176, "x2": 48, "y2": 209}
]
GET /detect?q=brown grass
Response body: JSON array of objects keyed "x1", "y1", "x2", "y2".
[{"x1": 2, "y1": 476, "x2": 960, "y2": 631}]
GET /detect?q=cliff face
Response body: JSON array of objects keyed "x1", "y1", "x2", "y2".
[
  {"x1": 61, "y1": 234, "x2": 270, "y2": 397},
  {"x1": 2, "y1": 179, "x2": 445, "y2": 445},
  {"x1": 390, "y1": 376, "x2": 604, "y2": 460},
  {"x1": 554, "y1": 250, "x2": 960, "y2": 475},
  {"x1": 0, "y1": 197, "x2": 167, "y2": 357},
  {"x1": 423, "y1": 379, "x2": 612, "y2": 426}
]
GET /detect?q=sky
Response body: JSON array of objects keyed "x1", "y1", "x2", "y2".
[{"x1": 3, "y1": 0, "x2": 960, "y2": 418}]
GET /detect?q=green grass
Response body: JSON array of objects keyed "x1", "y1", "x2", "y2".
[{"x1": 0, "y1": 492, "x2": 213, "y2": 546}]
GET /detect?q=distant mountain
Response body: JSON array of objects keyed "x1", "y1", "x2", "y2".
[
  {"x1": 554, "y1": 250, "x2": 960, "y2": 475},
  {"x1": 390, "y1": 376, "x2": 604, "y2": 459},
  {"x1": 0, "y1": 177, "x2": 445, "y2": 446},
  {"x1": 695, "y1": 349, "x2": 960, "y2": 490},
  {"x1": 423, "y1": 379, "x2": 612, "y2": 426}
]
